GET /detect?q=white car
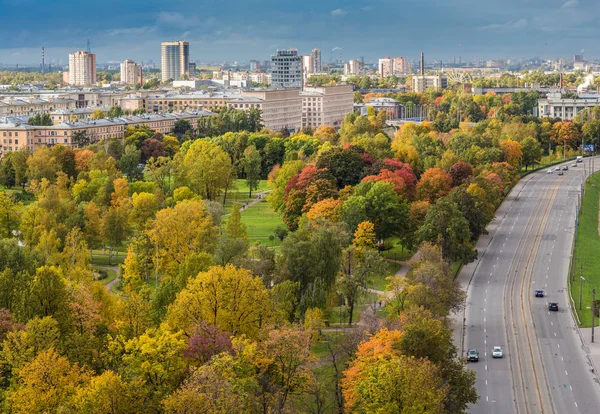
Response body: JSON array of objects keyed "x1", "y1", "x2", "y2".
[
  {"x1": 572, "y1": 163, "x2": 577, "y2": 167},
  {"x1": 555, "y1": 166, "x2": 562, "y2": 171},
  {"x1": 547, "y1": 169, "x2": 553, "y2": 174},
  {"x1": 492, "y1": 346, "x2": 503, "y2": 358}
]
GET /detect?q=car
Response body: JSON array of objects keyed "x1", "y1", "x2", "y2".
[
  {"x1": 467, "y1": 349, "x2": 479, "y2": 362},
  {"x1": 492, "y1": 346, "x2": 503, "y2": 358},
  {"x1": 572, "y1": 163, "x2": 578, "y2": 167},
  {"x1": 562, "y1": 165, "x2": 569, "y2": 170},
  {"x1": 535, "y1": 290, "x2": 545, "y2": 297},
  {"x1": 547, "y1": 169, "x2": 553, "y2": 174},
  {"x1": 548, "y1": 302, "x2": 559, "y2": 311},
  {"x1": 558, "y1": 171, "x2": 564, "y2": 175},
  {"x1": 555, "y1": 166, "x2": 562, "y2": 171}
]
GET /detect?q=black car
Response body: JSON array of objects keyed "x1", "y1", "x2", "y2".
[
  {"x1": 535, "y1": 290, "x2": 544, "y2": 298},
  {"x1": 548, "y1": 303, "x2": 559, "y2": 311},
  {"x1": 558, "y1": 171, "x2": 564, "y2": 175},
  {"x1": 467, "y1": 349, "x2": 479, "y2": 362}
]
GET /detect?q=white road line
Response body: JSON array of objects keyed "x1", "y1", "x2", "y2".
[
  {"x1": 566, "y1": 371, "x2": 568, "y2": 376},
  {"x1": 561, "y1": 356, "x2": 564, "y2": 361},
  {"x1": 486, "y1": 396, "x2": 489, "y2": 402},
  {"x1": 554, "y1": 332, "x2": 557, "y2": 337},
  {"x1": 551, "y1": 322, "x2": 553, "y2": 326},
  {"x1": 558, "y1": 344, "x2": 560, "y2": 349},
  {"x1": 486, "y1": 380, "x2": 488, "y2": 386},
  {"x1": 575, "y1": 402, "x2": 578, "y2": 408},
  {"x1": 570, "y1": 385, "x2": 573, "y2": 391},
  {"x1": 485, "y1": 364, "x2": 488, "y2": 371}
]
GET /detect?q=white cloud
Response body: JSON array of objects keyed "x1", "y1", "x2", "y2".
[
  {"x1": 331, "y1": 9, "x2": 347, "y2": 17},
  {"x1": 479, "y1": 19, "x2": 528, "y2": 30},
  {"x1": 157, "y1": 11, "x2": 187, "y2": 26},
  {"x1": 561, "y1": 0, "x2": 578, "y2": 9}
]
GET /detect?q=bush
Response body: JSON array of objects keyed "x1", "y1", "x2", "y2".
[{"x1": 96, "y1": 270, "x2": 108, "y2": 280}]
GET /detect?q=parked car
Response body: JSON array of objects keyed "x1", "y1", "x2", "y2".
[
  {"x1": 492, "y1": 346, "x2": 503, "y2": 358},
  {"x1": 548, "y1": 302, "x2": 559, "y2": 311},
  {"x1": 535, "y1": 290, "x2": 545, "y2": 298},
  {"x1": 467, "y1": 349, "x2": 479, "y2": 362}
]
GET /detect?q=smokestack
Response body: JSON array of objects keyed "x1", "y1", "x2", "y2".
[
  {"x1": 42, "y1": 47, "x2": 45, "y2": 74},
  {"x1": 420, "y1": 52, "x2": 425, "y2": 76},
  {"x1": 140, "y1": 66, "x2": 143, "y2": 86}
]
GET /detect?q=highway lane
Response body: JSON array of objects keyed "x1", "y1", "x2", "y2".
[{"x1": 462, "y1": 160, "x2": 600, "y2": 413}]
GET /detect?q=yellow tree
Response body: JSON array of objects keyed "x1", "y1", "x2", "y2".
[
  {"x1": 60, "y1": 227, "x2": 93, "y2": 283},
  {"x1": 499, "y1": 139, "x2": 523, "y2": 167},
  {"x1": 147, "y1": 199, "x2": 217, "y2": 277},
  {"x1": 130, "y1": 192, "x2": 158, "y2": 231},
  {"x1": 165, "y1": 264, "x2": 273, "y2": 338},
  {"x1": 7, "y1": 349, "x2": 90, "y2": 413},
  {"x1": 73, "y1": 371, "x2": 139, "y2": 414}
]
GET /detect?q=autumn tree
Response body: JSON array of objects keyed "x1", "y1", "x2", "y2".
[
  {"x1": 214, "y1": 203, "x2": 248, "y2": 266},
  {"x1": 165, "y1": 264, "x2": 273, "y2": 337},
  {"x1": 499, "y1": 139, "x2": 523, "y2": 167},
  {"x1": 416, "y1": 167, "x2": 453, "y2": 202},
  {"x1": 243, "y1": 145, "x2": 262, "y2": 197},
  {"x1": 551, "y1": 121, "x2": 581, "y2": 158},
  {"x1": 448, "y1": 161, "x2": 473, "y2": 187},
  {"x1": 520, "y1": 137, "x2": 543, "y2": 170},
  {"x1": 0, "y1": 192, "x2": 19, "y2": 239}
]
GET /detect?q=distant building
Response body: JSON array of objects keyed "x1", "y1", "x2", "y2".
[
  {"x1": 161, "y1": 41, "x2": 190, "y2": 82},
  {"x1": 302, "y1": 55, "x2": 314, "y2": 74},
  {"x1": 412, "y1": 74, "x2": 448, "y2": 92},
  {"x1": 188, "y1": 62, "x2": 196, "y2": 74},
  {"x1": 537, "y1": 92, "x2": 600, "y2": 120},
  {"x1": 312, "y1": 48, "x2": 322, "y2": 72},
  {"x1": 68, "y1": 51, "x2": 97, "y2": 86},
  {"x1": 378, "y1": 57, "x2": 393, "y2": 77},
  {"x1": 358, "y1": 97, "x2": 404, "y2": 119},
  {"x1": 301, "y1": 85, "x2": 354, "y2": 129},
  {"x1": 344, "y1": 59, "x2": 363, "y2": 75},
  {"x1": 271, "y1": 49, "x2": 303, "y2": 89},
  {"x1": 393, "y1": 57, "x2": 412, "y2": 75},
  {"x1": 120, "y1": 60, "x2": 139, "y2": 85},
  {"x1": 249, "y1": 60, "x2": 260, "y2": 72}
]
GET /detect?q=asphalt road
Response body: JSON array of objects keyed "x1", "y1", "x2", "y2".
[{"x1": 463, "y1": 159, "x2": 600, "y2": 413}]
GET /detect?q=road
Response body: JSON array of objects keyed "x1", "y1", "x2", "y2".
[{"x1": 460, "y1": 159, "x2": 600, "y2": 413}]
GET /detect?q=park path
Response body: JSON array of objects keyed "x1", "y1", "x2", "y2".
[
  {"x1": 239, "y1": 189, "x2": 271, "y2": 212},
  {"x1": 96, "y1": 265, "x2": 120, "y2": 292}
]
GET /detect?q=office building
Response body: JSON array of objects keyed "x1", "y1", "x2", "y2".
[
  {"x1": 68, "y1": 51, "x2": 97, "y2": 86},
  {"x1": 301, "y1": 85, "x2": 354, "y2": 128},
  {"x1": 271, "y1": 49, "x2": 303, "y2": 89},
  {"x1": 161, "y1": 41, "x2": 190, "y2": 82},
  {"x1": 120, "y1": 60, "x2": 139, "y2": 85},
  {"x1": 249, "y1": 60, "x2": 260, "y2": 72},
  {"x1": 378, "y1": 57, "x2": 393, "y2": 77},
  {"x1": 312, "y1": 48, "x2": 322, "y2": 72},
  {"x1": 188, "y1": 62, "x2": 196, "y2": 74}
]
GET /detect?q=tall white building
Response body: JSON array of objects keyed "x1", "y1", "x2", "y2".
[
  {"x1": 120, "y1": 60, "x2": 139, "y2": 85},
  {"x1": 271, "y1": 49, "x2": 303, "y2": 89},
  {"x1": 393, "y1": 56, "x2": 412, "y2": 75},
  {"x1": 68, "y1": 51, "x2": 97, "y2": 86},
  {"x1": 312, "y1": 48, "x2": 322, "y2": 72},
  {"x1": 344, "y1": 59, "x2": 363, "y2": 75},
  {"x1": 302, "y1": 55, "x2": 314, "y2": 74},
  {"x1": 161, "y1": 41, "x2": 190, "y2": 82},
  {"x1": 378, "y1": 57, "x2": 393, "y2": 77}
]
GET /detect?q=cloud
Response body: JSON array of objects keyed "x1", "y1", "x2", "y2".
[
  {"x1": 479, "y1": 19, "x2": 528, "y2": 30},
  {"x1": 331, "y1": 8, "x2": 347, "y2": 16},
  {"x1": 157, "y1": 11, "x2": 187, "y2": 26},
  {"x1": 561, "y1": 0, "x2": 578, "y2": 9}
]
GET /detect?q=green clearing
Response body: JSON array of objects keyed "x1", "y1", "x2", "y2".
[
  {"x1": 571, "y1": 171, "x2": 600, "y2": 327},
  {"x1": 91, "y1": 248, "x2": 126, "y2": 266},
  {"x1": 380, "y1": 237, "x2": 414, "y2": 261},
  {"x1": 224, "y1": 179, "x2": 270, "y2": 210},
  {"x1": 93, "y1": 266, "x2": 118, "y2": 285},
  {"x1": 239, "y1": 199, "x2": 285, "y2": 246}
]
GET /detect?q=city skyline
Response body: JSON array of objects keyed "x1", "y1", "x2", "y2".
[{"x1": 2, "y1": 0, "x2": 600, "y2": 65}]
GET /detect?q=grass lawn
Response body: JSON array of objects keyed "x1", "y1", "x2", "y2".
[
  {"x1": 571, "y1": 171, "x2": 600, "y2": 327},
  {"x1": 380, "y1": 237, "x2": 415, "y2": 262},
  {"x1": 239, "y1": 199, "x2": 285, "y2": 246},
  {"x1": 224, "y1": 179, "x2": 270, "y2": 210},
  {"x1": 93, "y1": 266, "x2": 118, "y2": 285},
  {"x1": 371, "y1": 261, "x2": 401, "y2": 292},
  {"x1": 91, "y1": 249, "x2": 126, "y2": 266}
]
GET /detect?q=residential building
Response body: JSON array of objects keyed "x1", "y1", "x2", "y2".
[
  {"x1": 393, "y1": 56, "x2": 412, "y2": 75},
  {"x1": 0, "y1": 111, "x2": 212, "y2": 155},
  {"x1": 161, "y1": 41, "x2": 190, "y2": 82},
  {"x1": 68, "y1": 51, "x2": 97, "y2": 86},
  {"x1": 271, "y1": 49, "x2": 303, "y2": 89},
  {"x1": 537, "y1": 92, "x2": 600, "y2": 120},
  {"x1": 412, "y1": 74, "x2": 448, "y2": 92},
  {"x1": 249, "y1": 72, "x2": 272, "y2": 86},
  {"x1": 302, "y1": 55, "x2": 314, "y2": 74},
  {"x1": 0, "y1": 96, "x2": 76, "y2": 117},
  {"x1": 344, "y1": 59, "x2": 363, "y2": 75},
  {"x1": 300, "y1": 85, "x2": 354, "y2": 129},
  {"x1": 356, "y1": 97, "x2": 404, "y2": 119},
  {"x1": 188, "y1": 62, "x2": 196, "y2": 74},
  {"x1": 120, "y1": 60, "x2": 139, "y2": 85},
  {"x1": 312, "y1": 48, "x2": 322, "y2": 72},
  {"x1": 378, "y1": 57, "x2": 393, "y2": 77},
  {"x1": 249, "y1": 60, "x2": 260, "y2": 72}
]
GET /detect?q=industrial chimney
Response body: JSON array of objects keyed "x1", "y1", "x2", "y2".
[{"x1": 420, "y1": 52, "x2": 425, "y2": 76}]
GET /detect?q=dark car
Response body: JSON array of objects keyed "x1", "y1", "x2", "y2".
[
  {"x1": 548, "y1": 303, "x2": 559, "y2": 311},
  {"x1": 467, "y1": 349, "x2": 479, "y2": 362},
  {"x1": 558, "y1": 171, "x2": 564, "y2": 175},
  {"x1": 535, "y1": 290, "x2": 545, "y2": 298},
  {"x1": 562, "y1": 165, "x2": 569, "y2": 171}
]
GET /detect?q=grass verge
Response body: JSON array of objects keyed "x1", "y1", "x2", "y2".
[{"x1": 571, "y1": 171, "x2": 600, "y2": 327}]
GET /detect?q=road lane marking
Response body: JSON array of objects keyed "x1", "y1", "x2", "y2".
[
  {"x1": 551, "y1": 322, "x2": 553, "y2": 326},
  {"x1": 570, "y1": 385, "x2": 572, "y2": 390},
  {"x1": 565, "y1": 371, "x2": 568, "y2": 376},
  {"x1": 575, "y1": 402, "x2": 578, "y2": 408},
  {"x1": 486, "y1": 396, "x2": 489, "y2": 402},
  {"x1": 485, "y1": 365, "x2": 488, "y2": 371},
  {"x1": 558, "y1": 344, "x2": 560, "y2": 349},
  {"x1": 561, "y1": 356, "x2": 564, "y2": 361},
  {"x1": 486, "y1": 380, "x2": 488, "y2": 385},
  {"x1": 554, "y1": 333, "x2": 557, "y2": 337}
]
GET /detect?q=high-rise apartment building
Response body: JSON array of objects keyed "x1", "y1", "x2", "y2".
[
  {"x1": 68, "y1": 51, "x2": 97, "y2": 86},
  {"x1": 271, "y1": 49, "x2": 303, "y2": 89},
  {"x1": 249, "y1": 60, "x2": 260, "y2": 72},
  {"x1": 302, "y1": 55, "x2": 314, "y2": 74},
  {"x1": 312, "y1": 48, "x2": 322, "y2": 72},
  {"x1": 393, "y1": 56, "x2": 412, "y2": 75},
  {"x1": 120, "y1": 60, "x2": 139, "y2": 84},
  {"x1": 344, "y1": 59, "x2": 363, "y2": 75},
  {"x1": 161, "y1": 41, "x2": 190, "y2": 82},
  {"x1": 378, "y1": 57, "x2": 393, "y2": 77}
]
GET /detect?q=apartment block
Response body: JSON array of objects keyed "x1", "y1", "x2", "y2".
[
  {"x1": 69, "y1": 51, "x2": 97, "y2": 86},
  {"x1": 120, "y1": 60, "x2": 139, "y2": 84},
  {"x1": 161, "y1": 41, "x2": 190, "y2": 82},
  {"x1": 238, "y1": 89, "x2": 303, "y2": 132},
  {"x1": 271, "y1": 49, "x2": 303, "y2": 89},
  {"x1": 412, "y1": 74, "x2": 448, "y2": 92}
]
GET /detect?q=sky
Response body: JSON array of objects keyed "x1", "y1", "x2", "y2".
[{"x1": 0, "y1": 0, "x2": 600, "y2": 66}]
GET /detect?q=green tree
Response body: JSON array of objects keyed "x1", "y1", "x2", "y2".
[
  {"x1": 0, "y1": 192, "x2": 19, "y2": 239},
  {"x1": 243, "y1": 145, "x2": 262, "y2": 197},
  {"x1": 118, "y1": 145, "x2": 143, "y2": 181},
  {"x1": 520, "y1": 137, "x2": 543, "y2": 170}
]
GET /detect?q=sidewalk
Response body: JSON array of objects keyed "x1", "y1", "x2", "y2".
[{"x1": 577, "y1": 327, "x2": 600, "y2": 381}]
